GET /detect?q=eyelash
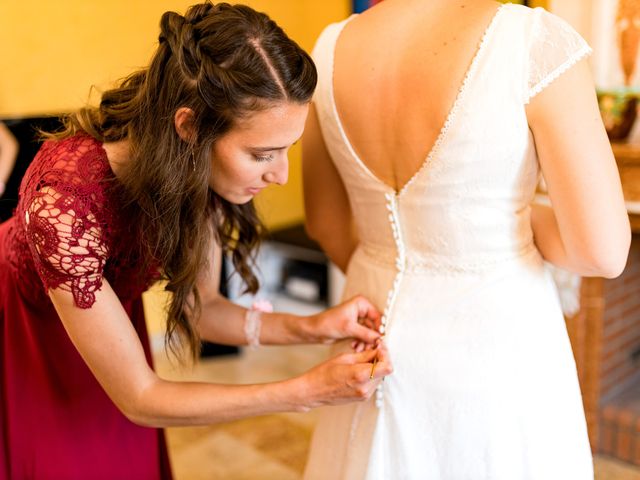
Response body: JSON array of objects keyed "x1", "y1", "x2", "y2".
[{"x1": 254, "y1": 154, "x2": 274, "y2": 162}]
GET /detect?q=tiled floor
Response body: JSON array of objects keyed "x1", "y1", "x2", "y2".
[{"x1": 155, "y1": 345, "x2": 640, "y2": 480}]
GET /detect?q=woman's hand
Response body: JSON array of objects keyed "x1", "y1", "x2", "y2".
[
  {"x1": 306, "y1": 295, "x2": 382, "y2": 350},
  {"x1": 293, "y1": 343, "x2": 393, "y2": 410}
]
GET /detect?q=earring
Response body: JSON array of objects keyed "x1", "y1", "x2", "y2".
[{"x1": 191, "y1": 151, "x2": 196, "y2": 172}]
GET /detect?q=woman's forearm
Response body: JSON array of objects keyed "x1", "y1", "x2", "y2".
[
  {"x1": 128, "y1": 375, "x2": 309, "y2": 427},
  {"x1": 126, "y1": 342, "x2": 391, "y2": 428},
  {"x1": 197, "y1": 295, "x2": 317, "y2": 346},
  {"x1": 531, "y1": 203, "x2": 627, "y2": 277},
  {"x1": 530, "y1": 203, "x2": 569, "y2": 267}
]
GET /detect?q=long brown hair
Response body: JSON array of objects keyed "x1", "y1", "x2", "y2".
[{"x1": 47, "y1": 2, "x2": 317, "y2": 359}]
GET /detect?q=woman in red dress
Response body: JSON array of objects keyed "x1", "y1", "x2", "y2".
[{"x1": 0, "y1": 3, "x2": 391, "y2": 479}]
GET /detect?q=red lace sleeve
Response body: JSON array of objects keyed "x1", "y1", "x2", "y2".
[{"x1": 19, "y1": 135, "x2": 114, "y2": 308}]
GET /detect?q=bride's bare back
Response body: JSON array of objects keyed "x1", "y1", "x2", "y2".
[{"x1": 333, "y1": 0, "x2": 501, "y2": 192}]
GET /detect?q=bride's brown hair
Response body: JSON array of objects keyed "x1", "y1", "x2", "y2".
[{"x1": 47, "y1": 2, "x2": 317, "y2": 358}]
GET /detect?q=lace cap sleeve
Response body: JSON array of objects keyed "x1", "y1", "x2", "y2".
[
  {"x1": 21, "y1": 137, "x2": 113, "y2": 308},
  {"x1": 525, "y1": 8, "x2": 592, "y2": 103}
]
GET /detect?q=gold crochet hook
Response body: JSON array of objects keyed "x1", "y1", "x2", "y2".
[
  {"x1": 369, "y1": 335, "x2": 385, "y2": 380},
  {"x1": 369, "y1": 356, "x2": 379, "y2": 380}
]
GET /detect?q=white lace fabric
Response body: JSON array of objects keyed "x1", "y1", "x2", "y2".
[{"x1": 526, "y1": 8, "x2": 592, "y2": 103}]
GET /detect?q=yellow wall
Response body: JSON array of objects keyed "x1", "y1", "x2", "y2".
[
  {"x1": 0, "y1": 0, "x2": 351, "y2": 230},
  {"x1": 0, "y1": 0, "x2": 549, "y2": 230}
]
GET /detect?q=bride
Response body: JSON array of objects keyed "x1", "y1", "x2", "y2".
[{"x1": 301, "y1": 0, "x2": 630, "y2": 478}]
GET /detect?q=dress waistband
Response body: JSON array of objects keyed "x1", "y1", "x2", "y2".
[{"x1": 357, "y1": 242, "x2": 540, "y2": 274}]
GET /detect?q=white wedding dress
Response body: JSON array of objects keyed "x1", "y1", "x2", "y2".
[{"x1": 304, "y1": 4, "x2": 594, "y2": 479}]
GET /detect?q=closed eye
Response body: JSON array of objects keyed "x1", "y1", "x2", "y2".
[{"x1": 254, "y1": 153, "x2": 275, "y2": 162}]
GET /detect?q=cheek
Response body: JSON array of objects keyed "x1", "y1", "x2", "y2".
[
  {"x1": 211, "y1": 154, "x2": 262, "y2": 187},
  {"x1": 224, "y1": 162, "x2": 262, "y2": 183}
]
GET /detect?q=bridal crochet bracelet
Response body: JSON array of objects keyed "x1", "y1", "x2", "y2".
[
  {"x1": 243, "y1": 299, "x2": 273, "y2": 349},
  {"x1": 244, "y1": 308, "x2": 262, "y2": 349}
]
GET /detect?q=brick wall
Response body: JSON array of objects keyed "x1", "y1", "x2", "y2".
[
  {"x1": 600, "y1": 237, "x2": 640, "y2": 402},
  {"x1": 597, "y1": 235, "x2": 640, "y2": 465}
]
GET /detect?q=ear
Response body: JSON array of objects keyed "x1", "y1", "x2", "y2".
[{"x1": 174, "y1": 107, "x2": 196, "y2": 141}]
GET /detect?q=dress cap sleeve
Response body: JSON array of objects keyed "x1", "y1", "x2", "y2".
[
  {"x1": 21, "y1": 136, "x2": 113, "y2": 308},
  {"x1": 525, "y1": 8, "x2": 592, "y2": 103}
]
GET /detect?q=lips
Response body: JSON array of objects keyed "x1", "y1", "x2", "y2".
[{"x1": 247, "y1": 187, "x2": 264, "y2": 195}]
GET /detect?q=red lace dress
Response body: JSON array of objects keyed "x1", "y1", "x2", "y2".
[{"x1": 0, "y1": 134, "x2": 172, "y2": 479}]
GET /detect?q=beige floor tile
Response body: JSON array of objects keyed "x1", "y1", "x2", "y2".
[
  {"x1": 595, "y1": 455, "x2": 640, "y2": 480},
  {"x1": 168, "y1": 429, "x2": 299, "y2": 480},
  {"x1": 221, "y1": 415, "x2": 312, "y2": 474},
  {"x1": 165, "y1": 425, "x2": 218, "y2": 452}
]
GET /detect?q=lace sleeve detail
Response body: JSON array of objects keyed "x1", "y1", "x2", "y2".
[
  {"x1": 24, "y1": 186, "x2": 109, "y2": 308},
  {"x1": 525, "y1": 8, "x2": 592, "y2": 103},
  {"x1": 18, "y1": 135, "x2": 114, "y2": 309}
]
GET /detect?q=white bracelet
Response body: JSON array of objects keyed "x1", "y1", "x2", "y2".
[{"x1": 244, "y1": 307, "x2": 262, "y2": 349}]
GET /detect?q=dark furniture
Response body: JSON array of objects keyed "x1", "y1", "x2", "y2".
[{"x1": 0, "y1": 116, "x2": 63, "y2": 221}]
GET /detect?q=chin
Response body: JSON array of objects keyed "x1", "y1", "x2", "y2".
[
  {"x1": 237, "y1": 197, "x2": 254, "y2": 205},
  {"x1": 222, "y1": 192, "x2": 254, "y2": 205}
]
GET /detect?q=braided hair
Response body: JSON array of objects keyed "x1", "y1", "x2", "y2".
[{"x1": 49, "y1": 2, "x2": 317, "y2": 359}]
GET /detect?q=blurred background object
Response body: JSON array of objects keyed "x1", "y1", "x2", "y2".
[
  {"x1": 0, "y1": 117, "x2": 61, "y2": 221},
  {"x1": 597, "y1": 89, "x2": 638, "y2": 140},
  {"x1": 617, "y1": 0, "x2": 640, "y2": 86},
  {"x1": 0, "y1": 122, "x2": 18, "y2": 200}
]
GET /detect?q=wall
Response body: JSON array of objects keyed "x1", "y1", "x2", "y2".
[
  {"x1": 0, "y1": 0, "x2": 351, "y2": 229},
  {"x1": 0, "y1": 1, "x2": 351, "y2": 116},
  {"x1": 548, "y1": 0, "x2": 594, "y2": 41},
  {"x1": 0, "y1": 1, "x2": 557, "y2": 229}
]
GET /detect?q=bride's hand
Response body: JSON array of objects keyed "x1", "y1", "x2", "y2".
[
  {"x1": 296, "y1": 344, "x2": 392, "y2": 409},
  {"x1": 307, "y1": 295, "x2": 382, "y2": 350}
]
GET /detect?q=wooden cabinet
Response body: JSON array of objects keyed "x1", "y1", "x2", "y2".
[{"x1": 612, "y1": 142, "x2": 640, "y2": 231}]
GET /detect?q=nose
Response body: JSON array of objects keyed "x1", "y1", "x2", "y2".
[{"x1": 263, "y1": 156, "x2": 289, "y2": 185}]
